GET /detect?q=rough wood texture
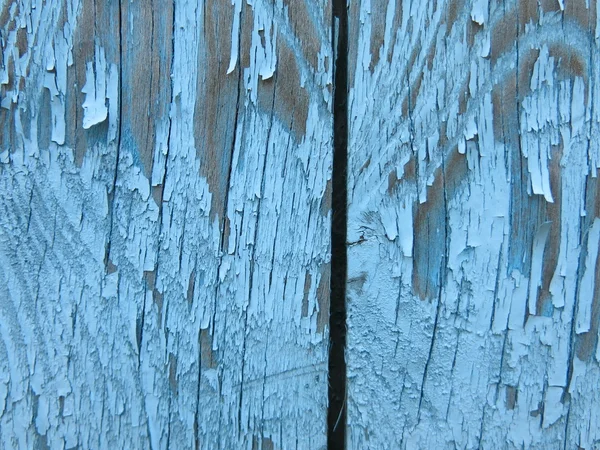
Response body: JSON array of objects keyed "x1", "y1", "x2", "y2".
[
  {"x1": 0, "y1": 0, "x2": 332, "y2": 448},
  {"x1": 347, "y1": 0, "x2": 600, "y2": 448}
]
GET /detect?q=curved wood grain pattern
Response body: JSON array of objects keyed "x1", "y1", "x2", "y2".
[
  {"x1": 347, "y1": 0, "x2": 600, "y2": 448},
  {"x1": 0, "y1": 1, "x2": 332, "y2": 448}
]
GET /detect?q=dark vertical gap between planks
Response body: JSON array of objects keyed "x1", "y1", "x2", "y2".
[{"x1": 329, "y1": 0, "x2": 348, "y2": 448}]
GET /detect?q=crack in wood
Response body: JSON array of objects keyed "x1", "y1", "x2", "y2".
[{"x1": 328, "y1": 0, "x2": 348, "y2": 448}]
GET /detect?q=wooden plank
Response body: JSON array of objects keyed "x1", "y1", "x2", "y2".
[
  {"x1": 346, "y1": 0, "x2": 600, "y2": 448},
  {"x1": 0, "y1": 0, "x2": 332, "y2": 448}
]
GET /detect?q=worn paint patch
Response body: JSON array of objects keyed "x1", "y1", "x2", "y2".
[
  {"x1": 346, "y1": 0, "x2": 600, "y2": 448},
  {"x1": 1, "y1": 2, "x2": 332, "y2": 448},
  {"x1": 120, "y1": 0, "x2": 174, "y2": 179},
  {"x1": 413, "y1": 148, "x2": 468, "y2": 300}
]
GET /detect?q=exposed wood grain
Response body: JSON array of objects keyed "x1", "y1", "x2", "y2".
[
  {"x1": 0, "y1": 0, "x2": 332, "y2": 448},
  {"x1": 347, "y1": 0, "x2": 600, "y2": 448}
]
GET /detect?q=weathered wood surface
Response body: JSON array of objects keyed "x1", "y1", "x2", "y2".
[
  {"x1": 347, "y1": 0, "x2": 600, "y2": 448},
  {"x1": 0, "y1": 0, "x2": 332, "y2": 448}
]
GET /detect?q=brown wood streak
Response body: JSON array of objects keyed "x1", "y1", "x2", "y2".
[
  {"x1": 488, "y1": 1, "x2": 591, "y2": 304},
  {"x1": 252, "y1": 436, "x2": 275, "y2": 450},
  {"x1": 0, "y1": 2, "x2": 13, "y2": 28},
  {"x1": 490, "y1": 8, "x2": 517, "y2": 66},
  {"x1": 320, "y1": 178, "x2": 332, "y2": 216},
  {"x1": 187, "y1": 268, "x2": 196, "y2": 304},
  {"x1": 467, "y1": 20, "x2": 483, "y2": 48},
  {"x1": 492, "y1": 2, "x2": 598, "y2": 326},
  {"x1": 270, "y1": 37, "x2": 310, "y2": 138},
  {"x1": 15, "y1": 26, "x2": 27, "y2": 57},
  {"x1": 387, "y1": 1, "x2": 403, "y2": 64},
  {"x1": 445, "y1": 0, "x2": 465, "y2": 37},
  {"x1": 282, "y1": 0, "x2": 322, "y2": 71},
  {"x1": 412, "y1": 147, "x2": 468, "y2": 300},
  {"x1": 387, "y1": 168, "x2": 399, "y2": 195},
  {"x1": 66, "y1": 0, "x2": 119, "y2": 167},
  {"x1": 66, "y1": 0, "x2": 93, "y2": 166},
  {"x1": 0, "y1": 54, "x2": 14, "y2": 149},
  {"x1": 408, "y1": 0, "x2": 593, "y2": 302},
  {"x1": 169, "y1": 352, "x2": 178, "y2": 393},
  {"x1": 120, "y1": 0, "x2": 173, "y2": 180},
  {"x1": 347, "y1": 0, "x2": 360, "y2": 90},
  {"x1": 200, "y1": 328, "x2": 217, "y2": 369},
  {"x1": 575, "y1": 171, "x2": 600, "y2": 361},
  {"x1": 399, "y1": 21, "x2": 428, "y2": 118},
  {"x1": 37, "y1": 87, "x2": 52, "y2": 148},
  {"x1": 196, "y1": 1, "x2": 319, "y2": 224},
  {"x1": 386, "y1": 148, "x2": 417, "y2": 196},
  {"x1": 550, "y1": 44, "x2": 585, "y2": 79},
  {"x1": 302, "y1": 271, "x2": 312, "y2": 317},
  {"x1": 195, "y1": 0, "x2": 239, "y2": 223},
  {"x1": 493, "y1": 46, "x2": 538, "y2": 277},
  {"x1": 1, "y1": 4, "x2": 20, "y2": 150},
  {"x1": 518, "y1": 0, "x2": 539, "y2": 32},
  {"x1": 537, "y1": 142, "x2": 562, "y2": 315},
  {"x1": 258, "y1": 5, "x2": 317, "y2": 142},
  {"x1": 317, "y1": 262, "x2": 331, "y2": 333},
  {"x1": 401, "y1": 68, "x2": 423, "y2": 118},
  {"x1": 565, "y1": 0, "x2": 597, "y2": 34},
  {"x1": 367, "y1": 0, "x2": 390, "y2": 71},
  {"x1": 505, "y1": 385, "x2": 518, "y2": 410},
  {"x1": 400, "y1": 0, "x2": 469, "y2": 300},
  {"x1": 144, "y1": 269, "x2": 164, "y2": 326}
]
